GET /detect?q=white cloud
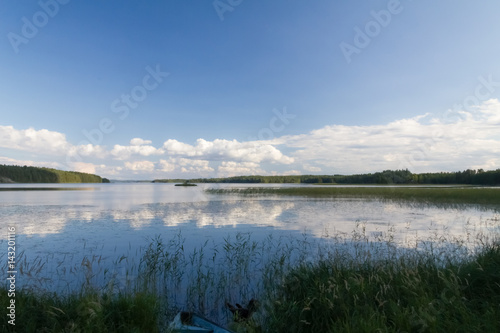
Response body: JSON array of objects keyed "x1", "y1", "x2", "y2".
[
  {"x1": 157, "y1": 158, "x2": 214, "y2": 175},
  {"x1": 217, "y1": 161, "x2": 264, "y2": 177},
  {"x1": 177, "y1": 158, "x2": 214, "y2": 173},
  {"x1": 0, "y1": 156, "x2": 61, "y2": 169},
  {"x1": 72, "y1": 162, "x2": 97, "y2": 174},
  {"x1": 158, "y1": 159, "x2": 176, "y2": 172},
  {"x1": 69, "y1": 144, "x2": 108, "y2": 159},
  {"x1": 303, "y1": 164, "x2": 322, "y2": 172},
  {"x1": 130, "y1": 138, "x2": 153, "y2": 146},
  {"x1": 0, "y1": 126, "x2": 109, "y2": 163},
  {"x1": 124, "y1": 160, "x2": 155, "y2": 172},
  {"x1": 0, "y1": 125, "x2": 69, "y2": 154},
  {"x1": 111, "y1": 144, "x2": 162, "y2": 160},
  {"x1": 275, "y1": 99, "x2": 500, "y2": 173},
  {"x1": 163, "y1": 138, "x2": 293, "y2": 164},
  {"x1": 98, "y1": 165, "x2": 123, "y2": 176},
  {"x1": 64, "y1": 162, "x2": 121, "y2": 178},
  {"x1": 2, "y1": 99, "x2": 500, "y2": 179},
  {"x1": 163, "y1": 139, "x2": 194, "y2": 154}
]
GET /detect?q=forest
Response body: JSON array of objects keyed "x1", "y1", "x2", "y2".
[
  {"x1": 0, "y1": 164, "x2": 109, "y2": 183},
  {"x1": 154, "y1": 169, "x2": 500, "y2": 185}
]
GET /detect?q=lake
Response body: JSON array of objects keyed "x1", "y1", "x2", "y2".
[{"x1": 1, "y1": 183, "x2": 499, "y2": 318}]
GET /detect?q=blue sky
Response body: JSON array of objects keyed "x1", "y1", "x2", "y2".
[{"x1": 1, "y1": 0, "x2": 500, "y2": 179}]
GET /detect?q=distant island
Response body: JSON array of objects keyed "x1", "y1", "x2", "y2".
[
  {"x1": 174, "y1": 180, "x2": 197, "y2": 186},
  {"x1": 154, "y1": 169, "x2": 500, "y2": 186},
  {"x1": 0, "y1": 164, "x2": 109, "y2": 183}
]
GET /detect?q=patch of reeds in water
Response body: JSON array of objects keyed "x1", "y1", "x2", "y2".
[{"x1": 206, "y1": 186, "x2": 500, "y2": 206}]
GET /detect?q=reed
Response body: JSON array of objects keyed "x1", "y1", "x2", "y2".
[
  {"x1": 206, "y1": 186, "x2": 500, "y2": 206},
  {"x1": 261, "y1": 242, "x2": 500, "y2": 332}
]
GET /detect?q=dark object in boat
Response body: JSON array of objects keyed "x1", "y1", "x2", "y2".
[
  {"x1": 169, "y1": 311, "x2": 234, "y2": 332},
  {"x1": 226, "y1": 299, "x2": 258, "y2": 321}
]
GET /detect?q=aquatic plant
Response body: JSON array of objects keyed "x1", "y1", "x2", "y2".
[{"x1": 206, "y1": 186, "x2": 500, "y2": 206}]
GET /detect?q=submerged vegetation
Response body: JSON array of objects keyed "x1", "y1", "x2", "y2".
[
  {"x1": 0, "y1": 164, "x2": 109, "y2": 183},
  {"x1": 1, "y1": 221, "x2": 499, "y2": 332},
  {"x1": 207, "y1": 186, "x2": 500, "y2": 206},
  {"x1": 155, "y1": 168, "x2": 500, "y2": 185}
]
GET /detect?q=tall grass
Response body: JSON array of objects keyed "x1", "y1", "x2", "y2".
[
  {"x1": 1, "y1": 221, "x2": 499, "y2": 332},
  {"x1": 139, "y1": 231, "x2": 315, "y2": 324},
  {"x1": 0, "y1": 289, "x2": 159, "y2": 333},
  {"x1": 262, "y1": 243, "x2": 500, "y2": 332}
]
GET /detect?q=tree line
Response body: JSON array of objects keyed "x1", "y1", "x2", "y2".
[
  {"x1": 0, "y1": 164, "x2": 109, "y2": 183},
  {"x1": 154, "y1": 169, "x2": 500, "y2": 185}
]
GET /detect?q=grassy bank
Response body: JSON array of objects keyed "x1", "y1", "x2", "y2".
[
  {"x1": 207, "y1": 186, "x2": 500, "y2": 206},
  {"x1": 1, "y1": 289, "x2": 158, "y2": 332}
]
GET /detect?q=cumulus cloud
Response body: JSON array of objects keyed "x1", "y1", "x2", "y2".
[
  {"x1": 130, "y1": 138, "x2": 153, "y2": 146},
  {"x1": 124, "y1": 160, "x2": 155, "y2": 172},
  {"x1": 111, "y1": 144, "x2": 162, "y2": 160},
  {"x1": 71, "y1": 162, "x2": 97, "y2": 174},
  {"x1": 0, "y1": 125, "x2": 109, "y2": 162},
  {"x1": 68, "y1": 144, "x2": 108, "y2": 159},
  {"x1": 0, "y1": 125, "x2": 69, "y2": 154},
  {"x1": 276, "y1": 99, "x2": 500, "y2": 173},
  {"x1": 158, "y1": 159, "x2": 176, "y2": 172},
  {"x1": 157, "y1": 158, "x2": 214, "y2": 174},
  {"x1": 2, "y1": 99, "x2": 500, "y2": 178},
  {"x1": 177, "y1": 158, "x2": 214, "y2": 173},
  {"x1": 98, "y1": 165, "x2": 123, "y2": 176},
  {"x1": 0, "y1": 156, "x2": 61, "y2": 169},
  {"x1": 217, "y1": 161, "x2": 264, "y2": 177},
  {"x1": 0, "y1": 125, "x2": 294, "y2": 177},
  {"x1": 163, "y1": 138, "x2": 293, "y2": 164},
  {"x1": 63, "y1": 162, "x2": 121, "y2": 178}
]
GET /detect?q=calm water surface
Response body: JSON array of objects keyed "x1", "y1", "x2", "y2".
[{"x1": 1, "y1": 183, "x2": 499, "y2": 293}]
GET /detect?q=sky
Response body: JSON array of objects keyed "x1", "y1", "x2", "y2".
[{"x1": 1, "y1": 0, "x2": 500, "y2": 180}]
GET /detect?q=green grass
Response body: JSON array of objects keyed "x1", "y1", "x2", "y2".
[
  {"x1": 206, "y1": 186, "x2": 500, "y2": 205},
  {"x1": 261, "y1": 243, "x2": 500, "y2": 332},
  {"x1": 0, "y1": 289, "x2": 159, "y2": 333}
]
